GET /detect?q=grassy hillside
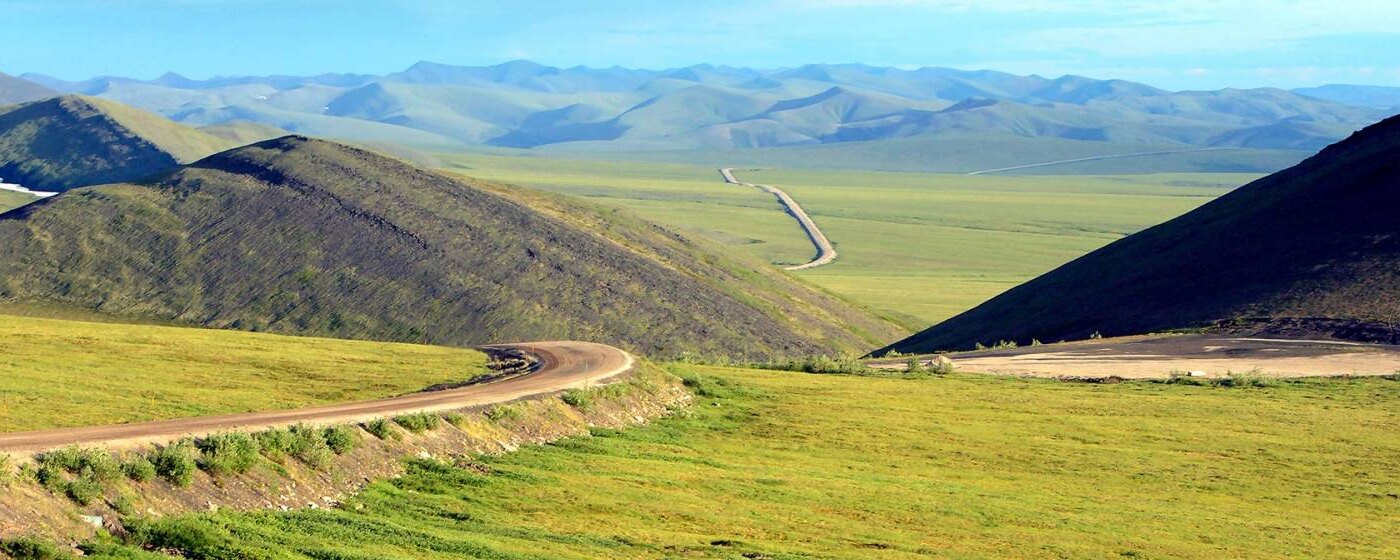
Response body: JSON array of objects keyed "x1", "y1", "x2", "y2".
[
  {"x1": 0, "y1": 136, "x2": 899, "y2": 359},
  {"x1": 0, "y1": 190, "x2": 36, "y2": 213},
  {"x1": 0, "y1": 95, "x2": 234, "y2": 191},
  {"x1": 0, "y1": 314, "x2": 488, "y2": 432},
  {"x1": 78, "y1": 365, "x2": 1400, "y2": 559},
  {"x1": 437, "y1": 152, "x2": 1245, "y2": 326},
  {"x1": 888, "y1": 114, "x2": 1400, "y2": 353}
]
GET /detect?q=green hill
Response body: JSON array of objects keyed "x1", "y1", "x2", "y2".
[
  {"x1": 0, "y1": 95, "x2": 235, "y2": 191},
  {"x1": 0, "y1": 136, "x2": 900, "y2": 359},
  {"x1": 882, "y1": 114, "x2": 1400, "y2": 354}
]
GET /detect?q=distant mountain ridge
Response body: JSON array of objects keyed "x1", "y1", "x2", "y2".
[
  {"x1": 881, "y1": 113, "x2": 1400, "y2": 354},
  {"x1": 0, "y1": 72, "x2": 59, "y2": 105},
  {"x1": 0, "y1": 95, "x2": 235, "y2": 191},
  {"x1": 16, "y1": 62, "x2": 1392, "y2": 155}
]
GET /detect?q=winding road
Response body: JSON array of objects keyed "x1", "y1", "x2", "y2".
[
  {"x1": 719, "y1": 168, "x2": 836, "y2": 270},
  {"x1": 0, "y1": 341, "x2": 634, "y2": 454}
]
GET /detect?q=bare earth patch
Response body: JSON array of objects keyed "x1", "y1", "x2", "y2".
[{"x1": 876, "y1": 335, "x2": 1400, "y2": 379}]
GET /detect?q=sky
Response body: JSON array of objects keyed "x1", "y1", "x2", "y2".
[{"x1": 3, "y1": 0, "x2": 1398, "y2": 90}]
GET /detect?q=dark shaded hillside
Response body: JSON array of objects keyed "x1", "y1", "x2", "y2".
[
  {"x1": 882, "y1": 114, "x2": 1400, "y2": 354},
  {"x1": 0, "y1": 96, "x2": 231, "y2": 191},
  {"x1": 0, "y1": 72, "x2": 58, "y2": 105},
  {"x1": 0, "y1": 136, "x2": 900, "y2": 359}
]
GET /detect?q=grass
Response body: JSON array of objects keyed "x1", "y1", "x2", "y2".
[
  {"x1": 437, "y1": 153, "x2": 1251, "y2": 326},
  {"x1": 0, "y1": 314, "x2": 490, "y2": 432},
  {"x1": 77, "y1": 364, "x2": 1400, "y2": 559},
  {"x1": 0, "y1": 190, "x2": 37, "y2": 214}
]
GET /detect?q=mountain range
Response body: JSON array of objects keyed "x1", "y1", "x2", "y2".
[
  {"x1": 13, "y1": 62, "x2": 1394, "y2": 159},
  {"x1": 882, "y1": 113, "x2": 1400, "y2": 354}
]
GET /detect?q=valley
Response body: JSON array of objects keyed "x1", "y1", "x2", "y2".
[
  {"x1": 438, "y1": 153, "x2": 1246, "y2": 325},
  {"x1": 2, "y1": 5, "x2": 1398, "y2": 554}
]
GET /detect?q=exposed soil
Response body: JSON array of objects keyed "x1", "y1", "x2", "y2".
[{"x1": 872, "y1": 334, "x2": 1400, "y2": 379}]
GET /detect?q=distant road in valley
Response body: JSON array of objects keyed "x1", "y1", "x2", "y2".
[
  {"x1": 964, "y1": 147, "x2": 1239, "y2": 176},
  {"x1": 719, "y1": 168, "x2": 836, "y2": 270},
  {"x1": 0, "y1": 341, "x2": 634, "y2": 454}
]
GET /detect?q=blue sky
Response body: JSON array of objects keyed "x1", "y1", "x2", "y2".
[{"x1": 3, "y1": 0, "x2": 1397, "y2": 90}]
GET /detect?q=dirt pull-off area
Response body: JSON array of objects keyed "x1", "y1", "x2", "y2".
[{"x1": 874, "y1": 335, "x2": 1400, "y2": 379}]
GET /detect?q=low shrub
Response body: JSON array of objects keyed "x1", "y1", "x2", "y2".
[
  {"x1": 122, "y1": 455, "x2": 157, "y2": 482},
  {"x1": 561, "y1": 389, "x2": 592, "y2": 410},
  {"x1": 254, "y1": 428, "x2": 297, "y2": 461},
  {"x1": 64, "y1": 476, "x2": 103, "y2": 506},
  {"x1": 150, "y1": 442, "x2": 198, "y2": 487},
  {"x1": 0, "y1": 536, "x2": 68, "y2": 560},
  {"x1": 442, "y1": 412, "x2": 467, "y2": 427},
  {"x1": 484, "y1": 405, "x2": 522, "y2": 423},
  {"x1": 364, "y1": 418, "x2": 401, "y2": 441},
  {"x1": 323, "y1": 425, "x2": 359, "y2": 455},
  {"x1": 393, "y1": 412, "x2": 442, "y2": 433},
  {"x1": 196, "y1": 433, "x2": 260, "y2": 476},
  {"x1": 905, "y1": 358, "x2": 926, "y2": 374},
  {"x1": 288, "y1": 424, "x2": 334, "y2": 469},
  {"x1": 762, "y1": 356, "x2": 872, "y2": 374}
]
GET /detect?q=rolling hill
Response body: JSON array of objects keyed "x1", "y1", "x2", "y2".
[
  {"x1": 16, "y1": 62, "x2": 1389, "y2": 164},
  {"x1": 0, "y1": 95, "x2": 234, "y2": 191},
  {"x1": 0, "y1": 135, "x2": 900, "y2": 360},
  {"x1": 880, "y1": 114, "x2": 1400, "y2": 354},
  {"x1": 0, "y1": 72, "x2": 58, "y2": 105}
]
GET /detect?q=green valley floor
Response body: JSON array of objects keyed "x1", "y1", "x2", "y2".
[
  {"x1": 77, "y1": 365, "x2": 1400, "y2": 559},
  {"x1": 438, "y1": 154, "x2": 1253, "y2": 327}
]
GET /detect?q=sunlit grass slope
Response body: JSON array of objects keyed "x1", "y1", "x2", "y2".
[
  {"x1": 91, "y1": 365, "x2": 1400, "y2": 559},
  {"x1": 0, "y1": 314, "x2": 490, "y2": 432},
  {"x1": 0, "y1": 190, "x2": 35, "y2": 213},
  {"x1": 437, "y1": 153, "x2": 1253, "y2": 326}
]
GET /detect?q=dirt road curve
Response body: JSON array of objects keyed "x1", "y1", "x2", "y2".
[
  {"x1": 870, "y1": 335, "x2": 1400, "y2": 379},
  {"x1": 719, "y1": 168, "x2": 836, "y2": 270},
  {"x1": 0, "y1": 341, "x2": 634, "y2": 454}
]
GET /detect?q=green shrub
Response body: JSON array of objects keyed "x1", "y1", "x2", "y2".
[
  {"x1": 122, "y1": 455, "x2": 157, "y2": 482},
  {"x1": 123, "y1": 517, "x2": 249, "y2": 560},
  {"x1": 35, "y1": 463, "x2": 66, "y2": 491},
  {"x1": 442, "y1": 412, "x2": 467, "y2": 427},
  {"x1": 323, "y1": 425, "x2": 359, "y2": 455},
  {"x1": 288, "y1": 424, "x2": 334, "y2": 469},
  {"x1": 905, "y1": 358, "x2": 926, "y2": 374},
  {"x1": 151, "y1": 442, "x2": 198, "y2": 487},
  {"x1": 0, "y1": 536, "x2": 69, "y2": 559},
  {"x1": 64, "y1": 476, "x2": 103, "y2": 506},
  {"x1": 254, "y1": 428, "x2": 297, "y2": 461},
  {"x1": 1220, "y1": 370, "x2": 1280, "y2": 388},
  {"x1": 196, "y1": 433, "x2": 260, "y2": 476},
  {"x1": 37, "y1": 446, "x2": 84, "y2": 472},
  {"x1": 484, "y1": 405, "x2": 522, "y2": 423},
  {"x1": 364, "y1": 418, "x2": 401, "y2": 441},
  {"x1": 761, "y1": 356, "x2": 872, "y2": 375},
  {"x1": 561, "y1": 389, "x2": 592, "y2": 410},
  {"x1": 393, "y1": 412, "x2": 442, "y2": 433}
]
